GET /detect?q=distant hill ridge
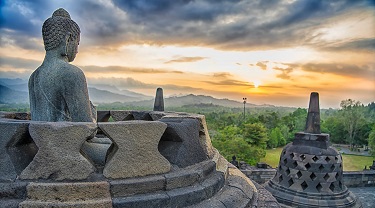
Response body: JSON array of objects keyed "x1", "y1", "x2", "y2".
[{"x1": 0, "y1": 78, "x2": 275, "y2": 108}]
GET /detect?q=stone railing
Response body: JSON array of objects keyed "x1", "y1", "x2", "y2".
[
  {"x1": 0, "y1": 110, "x2": 215, "y2": 181},
  {"x1": 0, "y1": 110, "x2": 270, "y2": 207},
  {"x1": 241, "y1": 167, "x2": 375, "y2": 188}
]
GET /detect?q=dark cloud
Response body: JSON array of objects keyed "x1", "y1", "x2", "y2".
[
  {"x1": 0, "y1": 56, "x2": 40, "y2": 69},
  {"x1": 300, "y1": 63, "x2": 375, "y2": 79},
  {"x1": 274, "y1": 67, "x2": 294, "y2": 80},
  {"x1": 212, "y1": 72, "x2": 232, "y2": 78},
  {"x1": 274, "y1": 62, "x2": 375, "y2": 80},
  {"x1": 204, "y1": 79, "x2": 252, "y2": 87},
  {"x1": 256, "y1": 62, "x2": 268, "y2": 70},
  {"x1": 80, "y1": 65, "x2": 184, "y2": 74},
  {"x1": 164, "y1": 56, "x2": 207, "y2": 64},
  {"x1": 324, "y1": 38, "x2": 375, "y2": 52},
  {"x1": 1, "y1": 0, "x2": 374, "y2": 51}
]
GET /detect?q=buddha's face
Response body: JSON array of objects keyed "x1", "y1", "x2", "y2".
[{"x1": 66, "y1": 35, "x2": 80, "y2": 62}]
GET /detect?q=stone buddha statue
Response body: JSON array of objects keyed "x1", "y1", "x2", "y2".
[{"x1": 29, "y1": 8, "x2": 96, "y2": 122}]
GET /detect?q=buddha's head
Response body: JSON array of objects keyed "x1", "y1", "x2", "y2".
[{"x1": 42, "y1": 8, "x2": 80, "y2": 62}]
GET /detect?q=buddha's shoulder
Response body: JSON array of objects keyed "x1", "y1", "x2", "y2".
[{"x1": 60, "y1": 63, "x2": 85, "y2": 76}]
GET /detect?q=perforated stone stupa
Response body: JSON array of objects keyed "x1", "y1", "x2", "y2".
[{"x1": 265, "y1": 92, "x2": 361, "y2": 208}]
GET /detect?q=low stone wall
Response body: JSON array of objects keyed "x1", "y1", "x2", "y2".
[
  {"x1": 242, "y1": 168, "x2": 375, "y2": 188},
  {"x1": 343, "y1": 170, "x2": 375, "y2": 187},
  {"x1": 241, "y1": 169, "x2": 277, "y2": 185}
]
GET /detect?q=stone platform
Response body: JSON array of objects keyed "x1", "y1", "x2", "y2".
[{"x1": 0, "y1": 111, "x2": 277, "y2": 207}]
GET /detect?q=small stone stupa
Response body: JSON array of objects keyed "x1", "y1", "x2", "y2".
[
  {"x1": 265, "y1": 92, "x2": 361, "y2": 208},
  {"x1": 153, "y1": 87, "x2": 165, "y2": 111}
]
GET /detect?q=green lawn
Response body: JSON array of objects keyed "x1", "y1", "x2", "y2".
[{"x1": 260, "y1": 147, "x2": 375, "y2": 171}]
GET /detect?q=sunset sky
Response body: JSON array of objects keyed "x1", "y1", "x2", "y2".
[{"x1": 1, "y1": 0, "x2": 374, "y2": 108}]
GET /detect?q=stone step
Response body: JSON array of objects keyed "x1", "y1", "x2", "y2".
[
  {"x1": 18, "y1": 181, "x2": 112, "y2": 207},
  {"x1": 112, "y1": 171, "x2": 225, "y2": 208},
  {"x1": 0, "y1": 181, "x2": 27, "y2": 207},
  {"x1": 188, "y1": 167, "x2": 258, "y2": 208},
  {"x1": 110, "y1": 159, "x2": 216, "y2": 197},
  {"x1": 19, "y1": 199, "x2": 112, "y2": 208}
]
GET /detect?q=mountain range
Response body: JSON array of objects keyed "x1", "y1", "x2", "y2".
[{"x1": 0, "y1": 78, "x2": 273, "y2": 108}]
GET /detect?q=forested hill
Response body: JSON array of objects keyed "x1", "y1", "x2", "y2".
[{"x1": 121, "y1": 94, "x2": 275, "y2": 108}]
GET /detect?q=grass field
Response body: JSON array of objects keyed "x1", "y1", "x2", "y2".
[{"x1": 260, "y1": 147, "x2": 375, "y2": 171}]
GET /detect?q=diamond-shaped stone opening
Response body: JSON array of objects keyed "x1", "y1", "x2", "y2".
[
  {"x1": 279, "y1": 165, "x2": 282, "y2": 171},
  {"x1": 283, "y1": 158, "x2": 288, "y2": 165},
  {"x1": 339, "y1": 181, "x2": 343, "y2": 189},
  {"x1": 339, "y1": 163, "x2": 342, "y2": 168},
  {"x1": 7, "y1": 129, "x2": 39, "y2": 175},
  {"x1": 279, "y1": 174, "x2": 283, "y2": 182},
  {"x1": 325, "y1": 156, "x2": 331, "y2": 163},
  {"x1": 305, "y1": 163, "x2": 311, "y2": 170},
  {"x1": 123, "y1": 114, "x2": 136, "y2": 121},
  {"x1": 312, "y1": 155, "x2": 319, "y2": 162},
  {"x1": 300, "y1": 154, "x2": 306, "y2": 161},
  {"x1": 329, "y1": 183, "x2": 335, "y2": 192},
  {"x1": 292, "y1": 161, "x2": 298, "y2": 168},
  {"x1": 316, "y1": 183, "x2": 323, "y2": 192},
  {"x1": 289, "y1": 152, "x2": 294, "y2": 159},
  {"x1": 335, "y1": 156, "x2": 339, "y2": 162},
  {"x1": 330, "y1": 164, "x2": 335, "y2": 171},
  {"x1": 297, "y1": 171, "x2": 302, "y2": 178},
  {"x1": 97, "y1": 111, "x2": 111, "y2": 122},
  {"x1": 335, "y1": 173, "x2": 339, "y2": 180},
  {"x1": 282, "y1": 150, "x2": 286, "y2": 156},
  {"x1": 310, "y1": 172, "x2": 317, "y2": 180},
  {"x1": 286, "y1": 168, "x2": 291, "y2": 175},
  {"x1": 319, "y1": 164, "x2": 324, "y2": 172},
  {"x1": 288, "y1": 178, "x2": 293, "y2": 187},
  {"x1": 301, "y1": 181, "x2": 308, "y2": 190},
  {"x1": 324, "y1": 173, "x2": 330, "y2": 181}
]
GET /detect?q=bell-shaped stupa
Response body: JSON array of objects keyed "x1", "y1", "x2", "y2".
[{"x1": 265, "y1": 92, "x2": 361, "y2": 208}]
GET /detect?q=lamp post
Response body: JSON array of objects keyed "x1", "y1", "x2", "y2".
[{"x1": 243, "y1": 97, "x2": 247, "y2": 119}]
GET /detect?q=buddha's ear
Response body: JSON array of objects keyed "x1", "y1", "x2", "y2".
[
  {"x1": 61, "y1": 32, "x2": 72, "y2": 57},
  {"x1": 65, "y1": 32, "x2": 73, "y2": 42}
]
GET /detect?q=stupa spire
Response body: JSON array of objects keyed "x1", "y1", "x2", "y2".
[{"x1": 305, "y1": 92, "x2": 321, "y2": 134}]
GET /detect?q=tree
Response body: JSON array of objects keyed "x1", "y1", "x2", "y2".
[
  {"x1": 268, "y1": 127, "x2": 285, "y2": 148},
  {"x1": 321, "y1": 116, "x2": 346, "y2": 144},
  {"x1": 212, "y1": 137, "x2": 266, "y2": 165},
  {"x1": 339, "y1": 99, "x2": 365, "y2": 148},
  {"x1": 368, "y1": 124, "x2": 375, "y2": 156},
  {"x1": 242, "y1": 123, "x2": 268, "y2": 149}
]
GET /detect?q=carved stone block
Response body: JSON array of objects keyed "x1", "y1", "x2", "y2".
[
  {"x1": 20, "y1": 122, "x2": 97, "y2": 180},
  {"x1": 100, "y1": 121, "x2": 170, "y2": 179}
]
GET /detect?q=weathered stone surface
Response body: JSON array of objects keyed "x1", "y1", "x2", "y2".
[
  {"x1": 97, "y1": 111, "x2": 111, "y2": 122},
  {"x1": 113, "y1": 193, "x2": 170, "y2": 208},
  {"x1": 159, "y1": 117, "x2": 208, "y2": 168},
  {"x1": 81, "y1": 141, "x2": 111, "y2": 167},
  {"x1": 28, "y1": 8, "x2": 96, "y2": 122},
  {"x1": 167, "y1": 184, "x2": 208, "y2": 208},
  {"x1": 153, "y1": 87, "x2": 164, "y2": 111},
  {"x1": 165, "y1": 168, "x2": 200, "y2": 190},
  {"x1": 189, "y1": 168, "x2": 253, "y2": 208},
  {"x1": 19, "y1": 181, "x2": 111, "y2": 208},
  {"x1": 0, "y1": 121, "x2": 37, "y2": 181},
  {"x1": 162, "y1": 114, "x2": 214, "y2": 158},
  {"x1": 0, "y1": 181, "x2": 28, "y2": 208},
  {"x1": 100, "y1": 121, "x2": 170, "y2": 178},
  {"x1": 110, "y1": 175, "x2": 165, "y2": 197},
  {"x1": 110, "y1": 110, "x2": 153, "y2": 121},
  {"x1": 20, "y1": 122, "x2": 97, "y2": 180},
  {"x1": 305, "y1": 92, "x2": 321, "y2": 134}
]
